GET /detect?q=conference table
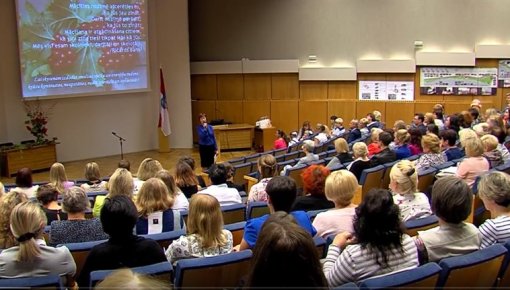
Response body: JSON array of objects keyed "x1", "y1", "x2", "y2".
[{"x1": 213, "y1": 124, "x2": 255, "y2": 156}]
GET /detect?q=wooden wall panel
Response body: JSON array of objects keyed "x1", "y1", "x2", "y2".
[
  {"x1": 243, "y1": 101, "x2": 270, "y2": 125},
  {"x1": 271, "y1": 100, "x2": 299, "y2": 134},
  {"x1": 216, "y1": 101, "x2": 244, "y2": 124},
  {"x1": 271, "y1": 73, "x2": 299, "y2": 100},
  {"x1": 356, "y1": 101, "x2": 386, "y2": 121},
  {"x1": 501, "y1": 88, "x2": 510, "y2": 110},
  {"x1": 386, "y1": 102, "x2": 415, "y2": 128},
  {"x1": 299, "y1": 101, "x2": 328, "y2": 130},
  {"x1": 217, "y1": 74, "x2": 244, "y2": 100},
  {"x1": 328, "y1": 100, "x2": 356, "y2": 123},
  {"x1": 191, "y1": 75, "x2": 217, "y2": 100},
  {"x1": 358, "y1": 73, "x2": 387, "y2": 81},
  {"x1": 191, "y1": 100, "x2": 216, "y2": 142},
  {"x1": 300, "y1": 81, "x2": 328, "y2": 100},
  {"x1": 328, "y1": 82, "x2": 357, "y2": 99},
  {"x1": 444, "y1": 102, "x2": 472, "y2": 116},
  {"x1": 414, "y1": 102, "x2": 440, "y2": 116},
  {"x1": 244, "y1": 74, "x2": 271, "y2": 100}
]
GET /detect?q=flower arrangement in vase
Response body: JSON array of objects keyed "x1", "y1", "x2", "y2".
[{"x1": 23, "y1": 100, "x2": 56, "y2": 145}]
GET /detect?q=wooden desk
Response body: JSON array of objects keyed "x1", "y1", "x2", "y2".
[
  {"x1": 254, "y1": 127, "x2": 277, "y2": 152},
  {"x1": 213, "y1": 124, "x2": 254, "y2": 155},
  {"x1": 1, "y1": 144, "x2": 57, "y2": 177}
]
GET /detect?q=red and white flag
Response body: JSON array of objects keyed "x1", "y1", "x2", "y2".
[{"x1": 158, "y1": 68, "x2": 171, "y2": 136}]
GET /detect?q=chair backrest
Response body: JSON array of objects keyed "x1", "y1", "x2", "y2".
[
  {"x1": 284, "y1": 151, "x2": 300, "y2": 161},
  {"x1": 228, "y1": 157, "x2": 246, "y2": 166},
  {"x1": 437, "y1": 244, "x2": 507, "y2": 288},
  {"x1": 306, "y1": 209, "x2": 328, "y2": 223},
  {"x1": 406, "y1": 154, "x2": 421, "y2": 161},
  {"x1": 380, "y1": 160, "x2": 398, "y2": 189},
  {"x1": 224, "y1": 221, "x2": 246, "y2": 246},
  {"x1": 359, "y1": 262, "x2": 442, "y2": 290},
  {"x1": 173, "y1": 250, "x2": 253, "y2": 289},
  {"x1": 404, "y1": 215, "x2": 439, "y2": 237},
  {"x1": 89, "y1": 261, "x2": 173, "y2": 288},
  {"x1": 359, "y1": 165, "x2": 385, "y2": 196},
  {"x1": 232, "y1": 163, "x2": 253, "y2": 185},
  {"x1": 142, "y1": 229, "x2": 185, "y2": 250},
  {"x1": 221, "y1": 203, "x2": 246, "y2": 224},
  {"x1": 277, "y1": 159, "x2": 297, "y2": 172},
  {"x1": 273, "y1": 148, "x2": 287, "y2": 156},
  {"x1": 59, "y1": 239, "x2": 106, "y2": 279},
  {"x1": 286, "y1": 164, "x2": 309, "y2": 190},
  {"x1": 310, "y1": 159, "x2": 326, "y2": 166},
  {"x1": 417, "y1": 167, "x2": 437, "y2": 193},
  {"x1": 244, "y1": 153, "x2": 261, "y2": 164},
  {"x1": 0, "y1": 274, "x2": 63, "y2": 289},
  {"x1": 246, "y1": 202, "x2": 269, "y2": 220},
  {"x1": 433, "y1": 161, "x2": 455, "y2": 171},
  {"x1": 243, "y1": 175, "x2": 259, "y2": 194},
  {"x1": 498, "y1": 240, "x2": 510, "y2": 287},
  {"x1": 313, "y1": 236, "x2": 327, "y2": 259}
]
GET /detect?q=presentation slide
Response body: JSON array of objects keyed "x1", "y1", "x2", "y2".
[{"x1": 16, "y1": 0, "x2": 149, "y2": 98}]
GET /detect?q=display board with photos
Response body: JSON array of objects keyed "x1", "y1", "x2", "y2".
[
  {"x1": 499, "y1": 60, "x2": 510, "y2": 88},
  {"x1": 420, "y1": 67, "x2": 498, "y2": 96},
  {"x1": 358, "y1": 81, "x2": 414, "y2": 101}
]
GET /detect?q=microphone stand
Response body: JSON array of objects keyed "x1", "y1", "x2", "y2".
[{"x1": 112, "y1": 132, "x2": 126, "y2": 160}]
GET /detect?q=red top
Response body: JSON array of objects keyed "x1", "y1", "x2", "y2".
[{"x1": 274, "y1": 138, "x2": 287, "y2": 150}]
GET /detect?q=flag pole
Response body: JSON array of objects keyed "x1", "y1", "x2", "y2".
[{"x1": 158, "y1": 66, "x2": 171, "y2": 153}]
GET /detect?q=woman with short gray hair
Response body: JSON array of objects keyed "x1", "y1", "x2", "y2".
[{"x1": 49, "y1": 186, "x2": 109, "y2": 246}]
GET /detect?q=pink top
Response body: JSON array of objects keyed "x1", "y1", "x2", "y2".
[
  {"x1": 456, "y1": 156, "x2": 490, "y2": 187},
  {"x1": 409, "y1": 144, "x2": 422, "y2": 156},
  {"x1": 274, "y1": 138, "x2": 287, "y2": 150},
  {"x1": 312, "y1": 207, "x2": 356, "y2": 238}
]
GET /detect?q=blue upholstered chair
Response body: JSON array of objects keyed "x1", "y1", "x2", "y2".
[
  {"x1": 89, "y1": 261, "x2": 173, "y2": 288},
  {"x1": 358, "y1": 262, "x2": 441, "y2": 290},
  {"x1": 404, "y1": 214, "x2": 439, "y2": 237},
  {"x1": 0, "y1": 274, "x2": 63, "y2": 289},
  {"x1": 359, "y1": 165, "x2": 385, "y2": 196},
  {"x1": 246, "y1": 202, "x2": 269, "y2": 220},
  {"x1": 224, "y1": 221, "x2": 246, "y2": 246},
  {"x1": 142, "y1": 229, "x2": 185, "y2": 249},
  {"x1": 58, "y1": 239, "x2": 106, "y2": 279},
  {"x1": 173, "y1": 250, "x2": 252, "y2": 289}
]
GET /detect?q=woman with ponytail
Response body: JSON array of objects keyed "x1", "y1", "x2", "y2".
[
  {"x1": 0, "y1": 201, "x2": 76, "y2": 283},
  {"x1": 247, "y1": 154, "x2": 277, "y2": 203},
  {"x1": 389, "y1": 160, "x2": 432, "y2": 222}
]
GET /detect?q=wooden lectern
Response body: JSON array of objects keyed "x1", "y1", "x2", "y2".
[{"x1": 254, "y1": 126, "x2": 276, "y2": 152}]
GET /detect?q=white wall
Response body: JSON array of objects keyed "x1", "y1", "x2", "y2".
[
  {"x1": 189, "y1": 0, "x2": 510, "y2": 65},
  {"x1": 0, "y1": 0, "x2": 192, "y2": 162}
]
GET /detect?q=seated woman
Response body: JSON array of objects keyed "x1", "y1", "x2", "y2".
[
  {"x1": 367, "y1": 128, "x2": 383, "y2": 157},
  {"x1": 156, "y1": 170, "x2": 189, "y2": 211},
  {"x1": 179, "y1": 156, "x2": 207, "y2": 188},
  {"x1": 48, "y1": 162, "x2": 74, "y2": 193},
  {"x1": 280, "y1": 140, "x2": 318, "y2": 176},
  {"x1": 292, "y1": 165, "x2": 334, "y2": 211},
  {"x1": 248, "y1": 154, "x2": 277, "y2": 203},
  {"x1": 481, "y1": 134, "x2": 504, "y2": 169},
  {"x1": 326, "y1": 138, "x2": 352, "y2": 169},
  {"x1": 274, "y1": 129, "x2": 288, "y2": 150},
  {"x1": 223, "y1": 162, "x2": 245, "y2": 192},
  {"x1": 456, "y1": 137, "x2": 490, "y2": 187},
  {"x1": 415, "y1": 133, "x2": 446, "y2": 171},
  {"x1": 166, "y1": 194, "x2": 232, "y2": 263},
  {"x1": 0, "y1": 201, "x2": 76, "y2": 286},
  {"x1": 297, "y1": 121, "x2": 312, "y2": 141},
  {"x1": 414, "y1": 176, "x2": 480, "y2": 262},
  {"x1": 389, "y1": 160, "x2": 431, "y2": 222},
  {"x1": 175, "y1": 160, "x2": 201, "y2": 198},
  {"x1": 312, "y1": 170, "x2": 358, "y2": 238},
  {"x1": 393, "y1": 129, "x2": 412, "y2": 159},
  {"x1": 11, "y1": 168, "x2": 38, "y2": 199},
  {"x1": 133, "y1": 158, "x2": 163, "y2": 194},
  {"x1": 247, "y1": 212, "x2": 327, "y2": 288},
  {"x1": 80, "y1": 162, "x2": 107, "y2": 192},
  {"x1": 347, "y1": 142, "x2": 372, "y2": 181},
  {"x1": 323, "y1": 188, "x2": 419, "y2": 287},
  {"x1": 478, "y1": 172, "x2": 510, "y2": 249},
  {"x1": 408, "y1": 127, "x2": 423, "y2": 156},
  {"x1": 0, "y1": 191, "x2": 28, "y2": 249},
  {"x1": 49, "y1": 187, "x2": 108, "y2": 246},
  {"x1": 93, "y1": 168, "x2": 134, "y2": 217},
  {"x1": 36, "y1": 184, "x2": 67, "y2": 223},
  {"x1": 135, "y1": 178, "x2": 184, "y2": 235}
]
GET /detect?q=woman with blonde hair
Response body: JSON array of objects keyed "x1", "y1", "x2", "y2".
[
  {"x1": 156, "y1": 169, "x2": 189, "y2": 210},
  {"x1": 80, "y1": 162, "x2": 107, "y2": 192},
  {"x1": 49, "y1": 162, "x2": 74, "y2": 193},
  {"x1": 0, "y1": 202, "x2": 76, "y2": 283},
  {"x1": 458, "y1": 128, "x2": 478, "y2": 148},
  {"x1": 326, "y1": 138, "x2": 352, "y2": 169},
  {"x1": 96, "y1": 268, "x2": 172, "y2": 290},
  {"x1": 248, "y1": 154, "x2": 277, "y2": 203},
  {"x1": 481, "y1": 134, "x2": 503, "y2": 168},
  {"x1": 312, "y1": 170, "x2": 358, "y2": 238},
  {"x1": 93, "y1": 168, "x2": 134, "y2": 217},
  {"x1": 0, "y1": 191, "x2": 28, "y2": 249},
  {"x1": 134, "y1": 158, "x2": 163, "y2": 194},
  {"x1": 166, "y1": 194, "x2": 232, "y2": 263},
  {"x1": 394, "y1": 129, "x2": 412, "y2": 159},
  {"x1": 347, "y1": 142, "x2": 372, "y2": 181},
  {"x1": 135, "y1": 178, "x2": 183, "y2": 235},
  {"x1": 367, "y1": 128, "x2": 383, "y2": 157},
  {"x1": 456, "y1": 137, "x2": 490, "y2": 187},
  {"x1": 415, "y1": 133, "x2": 446, "y2": 171},
  {"x1": 390, "y1": 160, "x2": 431, "y2": 222}
]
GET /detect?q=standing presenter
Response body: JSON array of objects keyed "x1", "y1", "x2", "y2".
[{"x1": 197, "y1": 113, "x2": 217, "y2": 172}]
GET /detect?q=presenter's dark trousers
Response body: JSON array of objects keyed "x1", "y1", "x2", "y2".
[{"x1": 199, "y1": 144, "x2": 215, "y2": 169}]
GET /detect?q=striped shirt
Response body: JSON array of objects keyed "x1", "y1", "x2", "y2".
[
  {"x1": 323, "y1": 235, "x2": 419, "y2": 287},
  {"x1": 479, "y1": 215, "x2": 510, "y2": 249}
]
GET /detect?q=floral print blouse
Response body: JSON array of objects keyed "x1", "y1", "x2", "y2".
[{"x1": 165, "y1": 230, "x2": 233, "y2": 263}]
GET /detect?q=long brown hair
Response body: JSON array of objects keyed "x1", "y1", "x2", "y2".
[
  {"x1": 174, "y1": 161, "x2": 198, "y2": 187},
  {"x1": 187, "y1": 194, "x2": 227, "y2": 248}
]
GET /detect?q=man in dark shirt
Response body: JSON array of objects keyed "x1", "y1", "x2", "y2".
[
  {"x1": 370, "y1": 131, "x2": 397, "y2": 166},
  {"x1": 347, "y1": 119, "x2": 361, "y2": 143},
  {"x1": 412, "y1": 113, "x2": 427, "y2": 135},
  {"x1": 440, "y1": 129, "x2": 465, "y2": 161},
  {"x1": 78, "y1": 195, "x2": 167, "y2": 287}
]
